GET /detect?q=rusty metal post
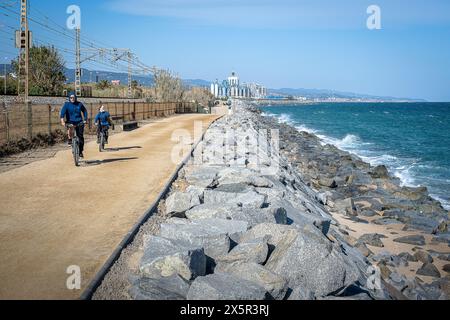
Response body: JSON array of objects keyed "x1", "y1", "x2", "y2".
[
  {"x1": 5, "y1": 110, "x2": 10, "y2": 143},
  {"x1": 89, "y1": 103, "x2": 93, "y2": 130},
  {"x1": 26, "y1": 100, "x2": 32, "y2": 140},
  {"x1": 48, "y1": 104, "x2": 52, "y2": 135}
]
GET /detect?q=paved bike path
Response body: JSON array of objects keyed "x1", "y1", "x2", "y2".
[{"x1": 0, "y1": 113, "x2": 221, "y2": 299}]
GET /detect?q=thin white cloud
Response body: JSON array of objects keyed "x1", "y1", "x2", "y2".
[
  {"x1": 107, "y1": 0, "x2": 366, "y2": 29},
  {"x1": 107, "y1": 0, "x2": 450, "y2": 29}
]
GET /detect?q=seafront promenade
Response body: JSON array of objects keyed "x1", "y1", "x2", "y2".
[{"x1": 0, "y1": 112, "x2": 222, "y2": 299}]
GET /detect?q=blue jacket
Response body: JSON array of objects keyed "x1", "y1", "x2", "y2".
[
  {"x1": 95, "y1": 112, "x2": 111, "y2": 127},
  {"x1": 60, "y1": 95, "x2": 88, "y2": 124}
]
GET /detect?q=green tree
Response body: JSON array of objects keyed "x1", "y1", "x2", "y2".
[
  {"x1": 0, "y1": 76, "x2": 17, "y2": 95},
  {"x1": 13, "y1": 45, "x2": 66, "y2": 96},
  {"x1": 152, "y1": 68, "x2": 185, "y2": 102},
  {"x1": 96, "y1": 79, "x2": 111, "y2": 90}
]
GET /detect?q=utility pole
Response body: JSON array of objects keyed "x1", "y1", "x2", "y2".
[
  {"x1": 128, "y1": 51, "x2": 132, "y2": 99},
  {"x1": 75, "y1": 27, "x2": 82, "y2": 97},
  {"x1": 17, "y1": 0, "x2": 29, "y2": 102},
  {"x1": 4, "y1": 57, "x2": 7, "y2": 95}
]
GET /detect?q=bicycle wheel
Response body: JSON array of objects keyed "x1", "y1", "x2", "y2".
[
  {"x1": 73, "y1": 138, "x2": 80, "y2": 166},
  {"x1": 99, "y1": 132, "x2": 105, "y2": 152}
]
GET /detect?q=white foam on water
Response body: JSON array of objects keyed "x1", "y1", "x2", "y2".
[
  {"x1": 295, "y1": 125, "x2": 318, "y2": 134},
  {"x1": 261, "y1": 110, "x2": 450, "y2": 209},
  {"x1": 318, "y1": 134, "x2": 368, "y2": 152},
  {"x1": 431, "y1": 195, "x2": 450, "y2": 210},
  {"x1": 360, "y1": 154, "x2": 399, "y2": 166},
  {"x1": 393, "y1": 166, "x2": 418, "y2": 187},
  {"x1": 277, "y1": 113, "x2": 294, "y2": 125}
]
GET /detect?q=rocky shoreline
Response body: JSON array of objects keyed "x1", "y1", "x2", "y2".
[{"x1": 93, "y1": 101, "x2": 449, "y2": 300}]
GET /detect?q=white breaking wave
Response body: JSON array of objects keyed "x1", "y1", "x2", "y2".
[
  {"x1": 431, "y1": 195, "x2": 450, "y2": 210},
  {"x1": 393, "y1": 166, "x2": 418, "y2": 187},
  {"x1": 360, "y1": 154, "x2": 399, "y2": 166},
  {"x1": 263, "y1": 111, "x2": 450, "y2": 209},
  {"x1": 318, "y1": 134, "x2": 364, "y2": 151},
  {"x1": 277, "y1": 113, "x2": 294, "y2": 125},
  {"x1": 295, "y1": 125, "x2": 318, "y2": 134}
]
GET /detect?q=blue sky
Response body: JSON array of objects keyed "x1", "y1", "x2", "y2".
[{"x1": 2, "y1": 0, "x2": 450, "y2": 100}]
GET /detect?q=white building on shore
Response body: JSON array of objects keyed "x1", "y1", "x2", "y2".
[{"x1": 210, "y1": 72, "x2": 267, "y2": 99}]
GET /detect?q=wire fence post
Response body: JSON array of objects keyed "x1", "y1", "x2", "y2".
[
  {"x1": 26, "y1": 101, "x2": 32, "y2": 140},
  {"x1": 89, "y1": 103, "x2": 93, "y2": 130},
  {"x1": 1, "y1": 102, "x2": 7, "y2": 143},
  {"x1": 48, "y1": 104, "x2": 52, "y2": 135},
  {"x1": 4, "y1": 108, "x2": 10, "y2": 144}
]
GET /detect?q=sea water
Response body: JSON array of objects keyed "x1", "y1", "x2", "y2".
[{"x1": 261, "y1": 103, "x2": 450, "y2": 210}]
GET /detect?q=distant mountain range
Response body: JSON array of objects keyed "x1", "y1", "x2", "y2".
[
  {"x1": 63, "y1": 68, "x2": 210, "y2": 88},
  {"x1": 0, "y1": 64, "x2": 424, "y2": 101},
  {"x1": 268, "y1": 88, "x2": 426, "y2": 102}
]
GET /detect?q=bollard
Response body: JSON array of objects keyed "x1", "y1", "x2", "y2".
[
  {"x1": 48, "y1": 105, "x2": 52, "y2": 136},
  {"x1": 26, "y1": 100, "x2": 32, "y2": 140},
  {"x1": 5, "y1": 110, "x2": 9, "y2": 143}
]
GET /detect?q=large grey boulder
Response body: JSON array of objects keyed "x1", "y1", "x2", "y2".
[
  {"x1": 265, "y1": 226, "x2": 360, "y2": 297},
  {"x1": 165, "y1": 192, "x2": 200, "y2": 216},
  {"x1": 185, "y1": 204, "x2": 238, "y2": 220},
  {"x1": 185, "y1": 204, "x2": 286, "y2": 228},
  {"x1": 159, "y1": 218, "x2": 249, "y2": 260},
  {"x1": 216, "y1": 167, "x2": 274, "y2": 188},
  {"x1": 186, "y1": 185, "x2": 205, "y2": 203},
  {"x1": 187, "y1": 272, "x2": 269, "y2": 300},
  {"x1": 159, "y1": 220, "x2": 229, "y2": 260},
  {"x1": 317, "y1": 293, "x2": 373, "y2": 300},
  {"x1": 417, "y1": 263, "x2": 441, "y2": 278},
  {"x1": 356, "y1": 233, "x2": 386, "y2": 248},
  {"x1": 270, "y1": 198, "x2": 331, "y2": 235},
  {"x1": 184, "y1": 166, "x2": 219, "y2": 188},
  {"x1": 255, "y1": 186, "x2": 286, "y2": 203},
  {"x1": 287, "y1": 286, "x2": 315, "y2": 300},
  {"x1": 239, "y1": 223, "x2": 299, "y2": 247},
  {"x1": 129, "y1": 275, "x2": 190, "y2": 300},
  {"x1": 203, "y1": 189, "x2": 267, "y2": 208},
  {"x1": 414, "y1": 251, "x2": 434, "y2": 264},
  {"x1": 140, "y1": 235, "x2": 206, "y2": 281},
  {"x1": 216, "y1": 262, "x2": 288, "y2": 300},
  {"x1": 333, "y1": 198, "x2": 357, "y2": 216},
  {"x1": 370, "y1": 165, "x2": 390, "y2": 179},
  {"x1": 216, "y1": 237, "x2": 269, "y2": 265},
  {"x1": 393, "y1": 235, "x2": 426, "y2": 246},
  {"x1": 403, "y1": 216, "x2": 441, "y2": 234}
]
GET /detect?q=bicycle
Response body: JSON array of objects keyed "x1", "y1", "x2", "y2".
[
  {"x1": 98, "y1": 125, "x2": 109, "y2": 152},
  {"x1": 66, "y1": 122, "x2": 85, "y2": 167}
]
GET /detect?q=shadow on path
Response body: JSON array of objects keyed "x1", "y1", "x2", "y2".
[
  {"x1": 104, "y1": 146, "x2": 142, "y2": 152},
  {"x1": 83, "y1": 157, "x2": 139, "y2": 166}
]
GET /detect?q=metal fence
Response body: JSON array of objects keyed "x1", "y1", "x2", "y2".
[{"x1": 0, "y1": 101, "x2": 200, "y2": 145}]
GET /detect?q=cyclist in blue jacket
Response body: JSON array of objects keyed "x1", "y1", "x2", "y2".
[
  {"x1": 94, "y1": 105, "x2": 113, "y2": 144},
  {"x1": 60, "y1": 92, "x2": 88, "y2": 158}
]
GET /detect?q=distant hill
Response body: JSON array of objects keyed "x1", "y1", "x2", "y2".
[
  {"x1": 1, "y1": 64, "x2": 425, "y2": 101},
  {"x1": 183, "y1": 79, "x2": 211, "y2": 88},
  {"x1": 63, "y1": 68, "x2": 210, "y2": 88},
  {"x1": 269, "y1": 88, "x2": 426, "y2": 102},
  {"x1": 64, "y1": 68, "x2": 155, "y2": 86},
  {"x1": 0, "y1": 64, "x2": 14, "y2": 74}
]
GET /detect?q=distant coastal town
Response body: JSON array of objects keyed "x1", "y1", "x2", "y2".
[{"x1": 209, "y1": 72, "x2": 424, "y2": 103}]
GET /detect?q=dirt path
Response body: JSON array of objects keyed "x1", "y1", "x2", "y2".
[{"x1": 0, "y1": 113, "x2": 221, "y2": 300}]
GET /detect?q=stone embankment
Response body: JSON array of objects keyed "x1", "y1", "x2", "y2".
[{"x1": 95, "y1": 101, "x2": 449, "y2": 300}]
